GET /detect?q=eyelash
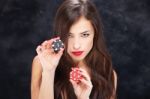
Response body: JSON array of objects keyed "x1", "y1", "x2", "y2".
[
  {"x1": 68, "y1": 34, "x2": 73, "y2": 38},
  {"x1": 68, "y1": 33, "x2": 90, "y2": 38},
  {"x1": 81, "y1": 33, "x2": 90, "y2": 37}
]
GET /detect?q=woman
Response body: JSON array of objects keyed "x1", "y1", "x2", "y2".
[{"x1": 31, "y1": 0, "x2": 117, "y2": 99}]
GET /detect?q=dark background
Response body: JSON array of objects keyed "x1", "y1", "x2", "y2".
[{"x1": 0, "y1": 0, "x2": 150, "y2": 99}]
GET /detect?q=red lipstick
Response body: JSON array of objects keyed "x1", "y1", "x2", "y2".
[{"x1": 72, "y1": 51, "x2": 83, "y2": 56}]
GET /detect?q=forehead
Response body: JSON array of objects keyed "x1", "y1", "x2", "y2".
[{"x1": 69, "y1": 16, "x2": 94, "y2": 34}]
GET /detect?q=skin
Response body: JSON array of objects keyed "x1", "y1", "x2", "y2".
[{"x1": 31, "y1": 16, "x2": 117, "y2": 99}]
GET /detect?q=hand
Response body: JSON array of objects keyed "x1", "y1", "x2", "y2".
[
  {"x1": 70, "y1": 68, "x2": 93, "y2": 99},
  {"x1": 36, "y1": 37, "x2": 64, "y2": 72}
]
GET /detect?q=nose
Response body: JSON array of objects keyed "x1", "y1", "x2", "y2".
[{"x1": 73, "y1": 39, "x2": 81, "y2": 50}]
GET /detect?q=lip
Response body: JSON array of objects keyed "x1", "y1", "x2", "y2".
[{"x1": 72, "y1": 51, "x2": 84, "y2": 56}]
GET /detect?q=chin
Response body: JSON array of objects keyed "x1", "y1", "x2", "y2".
[
  {"x1": 73, "y1": 57, "x2": 85, "y2": 62},
  {"x1": 70, "y1": 53, "x2": 86, "y2": 62}
]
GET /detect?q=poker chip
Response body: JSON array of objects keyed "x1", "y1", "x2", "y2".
[
  {"x1": 70, "y1": 67, "x2": 82, "y2": 82},
  {"x1": 52, "y1": 39, "x2": 64, "y2": 53}
]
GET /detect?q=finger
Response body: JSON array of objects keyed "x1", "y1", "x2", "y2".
[
  {"x1": 80, "y1": 72, "x2": 90, "y2": 81},
  {"x1": 47, "y1": 37, "x2": 60, "y2": 45},
  {"x1": 79, "y1": 77, "x2": 93, "y2": 87},
  {"x1": 69, "y1": 79, "x2": 78, "y2": 88},
  {"x1": 47, "y1": 38, "x2": 56, "y2": 47},
  {"x1": 78, "y1": 68, "x2": 91, "y2": 81},
  {"x1": 41, "y1": 44, "x2": 45, "y2": 51},
  {"x1": 41, "y1": 40, "x2": 48, "y2": 46},
  {"x1": 54, "y1": 36, "x2": 60, "y2": 40},
  {"x1": 36, "y1": 45, "x2": 42, "y2": 55},
  {"x1": 57, "y1": 48, "x2": 64, "y2": 56},
  {"x1": 45, "y1": 40, "x2": 51, "y2": 49},
  {"x1": 41, "y1": 40, "x2": 48, "y2": 50},
  {"x1": 42, "y1": 40, "x2": 55, "y2": 53}
]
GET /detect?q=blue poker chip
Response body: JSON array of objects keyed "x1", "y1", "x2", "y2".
[{"x1": 52, "y1": 39, "x2": 64, "y2": 53}]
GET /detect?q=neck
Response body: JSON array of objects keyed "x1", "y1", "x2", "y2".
[
  {"x1": 77, "y1": 61, "x2": 85, "y2": 67},
  {"x1": 77, "y1": 61, "x2": 91, "y2": 77}
]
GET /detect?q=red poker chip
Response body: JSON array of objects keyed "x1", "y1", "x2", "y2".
[{"x1": 70, "y1": 67, "x2": 82, "y2": 82}]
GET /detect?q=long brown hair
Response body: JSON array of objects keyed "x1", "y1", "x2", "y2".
[{"x1": 53, "y1": 0, "x2": 115, "y2": 99}]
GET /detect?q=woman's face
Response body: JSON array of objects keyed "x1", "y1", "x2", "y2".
[{"x1": 67, "y1": 16, "x2": 94, "y2": 63}]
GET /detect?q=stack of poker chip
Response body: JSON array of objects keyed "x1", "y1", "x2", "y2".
[{"x1": 52, "y1": 39, "x2": 64, "y2": 53}]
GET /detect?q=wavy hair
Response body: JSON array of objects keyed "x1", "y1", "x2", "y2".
[{"x1": 53, "y1": 0, "x2": 115, "y2": 99}]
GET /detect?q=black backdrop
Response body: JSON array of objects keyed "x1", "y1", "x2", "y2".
[{"x1": 0, "y1": 0, "x2": 150, "y2": 99}]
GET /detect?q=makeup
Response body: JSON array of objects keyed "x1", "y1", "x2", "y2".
[{"x1": 72, "y1": 51, "x2": 83, "y2": 56}]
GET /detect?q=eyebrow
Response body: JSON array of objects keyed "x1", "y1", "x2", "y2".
[
  {"x1": 69, "y1": 30, "x2": 90, "y2": 34},
  {"x1": 80, "y1": 31, "x2": 89, "y2": 34}
]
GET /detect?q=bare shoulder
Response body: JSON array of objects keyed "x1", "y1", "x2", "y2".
[{"x1": 113, "y1": 70, "x2": 117, "y2": 91}]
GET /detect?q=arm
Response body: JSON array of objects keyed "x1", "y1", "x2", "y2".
[
  {"x1": 31, "y1": 56, "x2": 42, "y2": 99},
  {"x1": 31, "y1": 56, "x2": 56, "y2": 99},
  {"x1": 34, "y1": 38, "x2": 64, "y2": 99},
  {"x1": 38, "y1": 68, "x2": 55, "y2": 99}
]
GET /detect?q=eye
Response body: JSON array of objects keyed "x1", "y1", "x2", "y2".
[
  {"x1": 68, "y1": 33, "x2": 73, "y2": 38},
  {"x1": 81, "y1": 33, "x2": 90, "y2": 37}
]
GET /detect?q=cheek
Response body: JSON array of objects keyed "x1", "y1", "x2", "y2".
[
  {"x1": 67, "y1": 40, "x2": 71, "y2": 53},
  {"x1": 84, "y1": 39, "x2": 94, "y2": 52}
]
